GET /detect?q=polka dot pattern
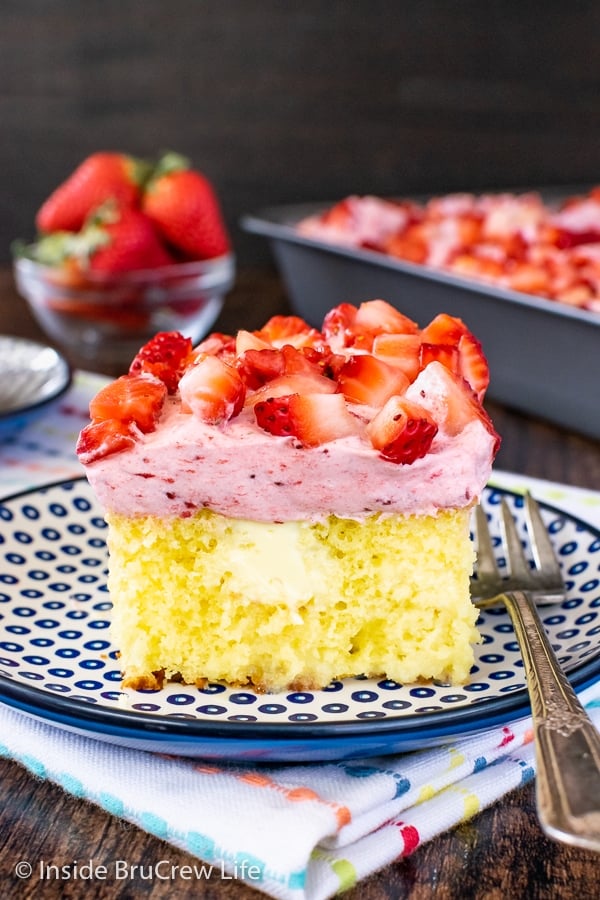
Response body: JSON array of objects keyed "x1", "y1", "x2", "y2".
[{"x1": 0, "y1": 480, "x2": 599, "y2": 733}]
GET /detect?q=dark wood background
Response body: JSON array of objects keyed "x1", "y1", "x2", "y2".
[{"x1": 1, "y1": 1, "x2": 600, "y2": 266}]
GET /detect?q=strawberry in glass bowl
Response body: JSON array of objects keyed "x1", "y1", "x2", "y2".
[{"x1": 13, "y1": 151, "x2": 234, "y2": 374}]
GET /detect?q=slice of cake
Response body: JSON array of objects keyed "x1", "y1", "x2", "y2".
[{"x1": 76, "y1": 299, "x2": 500, "y2": 692}]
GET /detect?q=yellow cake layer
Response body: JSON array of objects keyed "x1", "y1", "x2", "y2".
[{"x1": 106, "y1": 507, "x2": 479, "y2": 692}]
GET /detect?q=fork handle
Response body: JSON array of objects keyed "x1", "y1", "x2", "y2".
[{"x1": 500, "y1": 589, "x2": 600, "y2": 851}]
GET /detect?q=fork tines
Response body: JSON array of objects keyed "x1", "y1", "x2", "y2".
[{"x1": 471, "y1": 492, "x2": 565, "y2": 601}]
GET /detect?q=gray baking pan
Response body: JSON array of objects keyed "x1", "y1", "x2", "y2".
[{"x1": 242, "y1": 201, "x2": 600, "y2": 441}]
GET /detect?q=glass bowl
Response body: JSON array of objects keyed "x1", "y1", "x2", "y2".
[{"x1": 13, "y1": 254, "x2": 235, "y2": 374}]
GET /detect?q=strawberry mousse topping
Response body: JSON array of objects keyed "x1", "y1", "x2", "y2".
[{"x1": 77, "y1": 300, "x2": 500, "y2": 522}]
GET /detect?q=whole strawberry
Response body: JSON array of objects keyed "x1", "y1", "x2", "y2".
[
  {"x1": 36, "y1": 152, "x2": 151, "y2": 234},
  {"x1": 142, "y1": 152, "x2": 230, "y2": 260},
  {"x1": 84, "y1": 204, "x2": 174, "y2": 273}
]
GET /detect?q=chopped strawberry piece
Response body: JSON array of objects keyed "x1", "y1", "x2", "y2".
[
  {"x1": 129, "y1": 331, "x2": 193, "y2": 393},
  {"x1": 371, "y1": 333, "x2": 422, "y2": 381},
  {"x1": 235, "y1": 329, "x2": 273, "y2": 355},
  {"x1": 323, "y1": 300, "x2": 419, "y2": 353},
  {"x1": 254, "y1": 392, "x2": 360, "y2": 447},
  {"x1": 321, "y1": 198, "x2": 353, "y2": 228},
  {"x1": 336, "y1": 354, "x2": 410, "y2": 407},
  {"x1": 256, "y1": 314, "x2": 321, "y2": 348},
  {"x1": 179, "y1": 354, "x2": 245, "y2": 423},
  {"x1": 194, "y1": 332, "x2": 237, "y2": 362},
  {"x1": 254, "y1": 394, "x2": 295, "y2": 436},
  {"x1": 238, "y1": 348, "x2": 286, "y2": 389},
  {"x1": 458, "y1": 332, "x2": 490, "y2": 400},
  {"x1": 246, "y1": 371, "x2": 337, "y2": 407},
  {"x1": 419, "y1": 342, "x2": 460, "y2": 373},
  {"x1": 76, "y1": 419, "x2": 136, "y2": 465},
  {"x1": 354, "y1": 299, "x2": 419, "y2": 335},
  {"x1": 280, "y1": 344, "x2": 326, "y2": 376},
  {"x1": 385, "y1": 231, "x2": 428, "y2": 264},
  {"x1": 238, "y1": 344, "x2": 328, "y2": 391},
  {"x1": 419, "y1": 313, "x2": 469, "y2": 346},
  {"x1": 507, "y1": 262, "x2": 551, "y2": 295},
  {"x1": 89, "y1": 374, "x2": 167, "y2": 433},
  {"x1": 366, "y1": 397, "x2": 438, "y2": 464},
  {"x1": 409, "y1": 362, "x2": 500, "y2": 452},
  {"x1": 322, "y1": 303, "x2": 360, "y2": 349}
]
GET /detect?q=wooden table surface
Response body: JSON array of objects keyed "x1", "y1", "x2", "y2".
[{"x1": 0, "y1": 266, "x2": 599, "y2": 898}]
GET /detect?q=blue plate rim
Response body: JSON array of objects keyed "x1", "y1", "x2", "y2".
[{"x1": 0, "y1": 477, "x2": 599, "y2": 751}]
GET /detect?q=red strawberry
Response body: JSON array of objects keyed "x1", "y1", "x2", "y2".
[
  {"x1": 142, "y1": 153, "x2": 230, "y2": 260},
  {"x1": 238, "y1": 348, "x2": 286, "y2": 389},
  {"x1": 89, "y1": 374, "x2": 167, "y2": 434},
  {"x1": 129, "y1": 331, "x2": 193, "y2": 394},
  {"x1": 419, "y1": 313, "x2": 469, "y2": 346},
  {"x1": 419, "y1": 342, "x2": 460, "y2": 373},
  {"x1": 256, "y1": 315, "x2": 321, "y2": 348},
  {"x1": 85, "y1": 205, "x2": 175, "y2": 274},
  {"x1": 194, "y1": 332, "x2": 237, "y2": 363},
  {"x1": 412, "y1": 362, "x2": 500, "y2": 452},
  {"x1": 322, "y1": 303, "x2": 360, "y2": 349},
  {"x1": 254, "y1": 393, "x2": 360, "y2": 446},
  {"x1": 371, "y1": 333, "x2": 421, "y2": 381},
  {"x1": 321, "y1": 198, "x2": 353, "y2": 228},
  {"x1": 457, "y1": 332, "x2": 490, "y2": 401},
  {"x1": 336, "y1": 354, "x2": 410, "y2": 407},
  {"x1": 179, "y1": 354, "x2": 245, "y2": 423},
  {"x1": 366, "y1": 397, "x2": 438, "y2": 464},
  {"x1": 246, "y1": 371, "x2": 337, "y2": 407},
  {"x1": 235, "y1": 330, "x2": 273, "y2": 356},
  {"x1": 354, "y1": 299, "x2": 419, "y2": 335},
  {"x1": 36, "y1": 152, "x2": 150, "y2": 234},
  {"x1": 239, "y1": 344, "x2": 330, "y2": 391},
  {"x1": 76, "y1": 419, "x2": 136, "y2": 465}
]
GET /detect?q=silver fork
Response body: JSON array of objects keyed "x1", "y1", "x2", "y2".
[{"x1": 471, "y1": 493, "x2": 600, "y2": 852}]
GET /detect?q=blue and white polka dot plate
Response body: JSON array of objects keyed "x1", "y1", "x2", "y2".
[{"x1": 1, "y1": 479, "x2": 599, "y2": 761}]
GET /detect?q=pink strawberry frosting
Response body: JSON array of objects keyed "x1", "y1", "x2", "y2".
[{"x1": 82, "y1": 364, "x2": 497, "y2": 523}]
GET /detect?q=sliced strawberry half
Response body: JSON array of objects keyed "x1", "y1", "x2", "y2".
[
  {"x1": 254, "y1": 392, "x2": 360, "y2": 447},
  {"x1": 366, "y1": 397, "x2": 438, "y2": 464},
  {"x1": 336, "y1": 354, "x2": 410, "y2": 407},
  {"x1": 76, "y1": 419, "x2": 137, "y2": 465},
  {"x1": 179, "y1": 354, "x2": 245, "y2": 424},
  {"x1": 129, "y1": 331, "x2": 193, "y2": 394},
  {"x1": 457, "y1": 332, "x2": 490, "y2": 401},
  {"x1": 89, "y1": 374, "x2": 167, "y2": 433}
]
